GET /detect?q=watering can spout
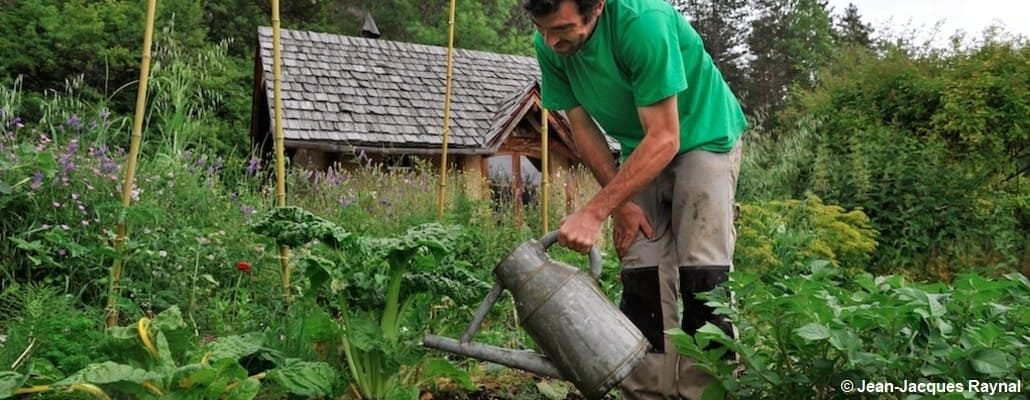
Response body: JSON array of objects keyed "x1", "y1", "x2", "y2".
[{"x1": 422, "y1": 334, "x2": 562, "y2": 378}]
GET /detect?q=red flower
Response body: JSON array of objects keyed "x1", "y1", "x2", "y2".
[{"x1": 236, "y1": 261, "x2": 252, "y2": 273}]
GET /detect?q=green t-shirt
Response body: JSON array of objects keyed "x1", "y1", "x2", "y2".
[{"x1": 534, "y1": 0, "x2": 746, "y2": 158}]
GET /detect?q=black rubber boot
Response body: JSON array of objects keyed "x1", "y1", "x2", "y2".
[
  {"x1": 679, "y1": 266, "x2": 735, "y2": 360},
  {"x1": 620, "y1": 267, "x2": 664, "y2": 353}
]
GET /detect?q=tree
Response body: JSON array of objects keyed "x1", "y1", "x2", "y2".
[
  {"x1": 834, "y1": 3, "x2": 873, "y2": 48},
  {"x1": 744, "y1": 0, "x2": 834, "y2": 127},
  {"x1": 0, "y1": 0, "x2": 207, "y2": 113},
  {"x1": 669, "y1": 0, "x2": 750, "y2": 96},
  {"x1": 325, "y1": 0, "x2": 534, "y2": 55}
]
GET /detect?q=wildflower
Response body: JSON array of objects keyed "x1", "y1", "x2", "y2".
[
  {"x1": 52, "y1": 201, "x2": 61, "y2": 208},
  {"x1": 236, "y1": 261, "x2": 252, "y2": 273},
  {"x1": 36, "y1": 134, "x2": 49, "y2": 150},
  {"x1": 30, "y1": 171, "x2": 43, "y2": 191},
  {"x1": 245, "y1": 156, "x2": 261, "y2": 177},
  {"x1": 159, "y1": 250, "x2": 167, "y2": 258},
  {"x1": 66, "y1": 114, "x2": 82, "y2": 130}
]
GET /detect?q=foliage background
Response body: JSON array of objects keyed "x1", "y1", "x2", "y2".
[{"x1": 0, "y1": 0, "x2": 1027, "y2": 398}]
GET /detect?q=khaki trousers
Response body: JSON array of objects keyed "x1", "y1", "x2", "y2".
[{"x1": 618, "y1": 141, "x2": 742, "y2": 400}]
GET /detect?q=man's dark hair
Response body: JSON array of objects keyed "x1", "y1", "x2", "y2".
[{"x1": 522, "y1": 0, "x2": 601, "y2": 21}]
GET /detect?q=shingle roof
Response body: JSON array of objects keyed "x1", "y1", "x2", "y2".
[{"x1": 256, "y1": 27, "x2": 543, "y2": 152}]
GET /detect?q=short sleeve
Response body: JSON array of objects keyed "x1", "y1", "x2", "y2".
[
  {"x1": 534, "y1": 34, "x2": 580, "y2": 111},
  {"x1": 618, "y1": 11, "x2": 687, "y2": 107}
]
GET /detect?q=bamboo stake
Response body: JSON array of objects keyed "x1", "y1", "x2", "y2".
[
  {"x1": 541, "y1": 107, "x2": 549, "y2": 234},
  {"x1": 271, "y1": 0, "x2": 292, "y2": 305},
  {"x1": 106, "y1": 0, "x2": 157, "y2": 328},
  {"x1": 436, "y1": 0, "x2": 458, "y2": 221}
]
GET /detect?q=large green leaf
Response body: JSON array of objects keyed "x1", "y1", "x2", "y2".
[
  {"x1": 968, "y1": 349, "x2": 1011, "y2": 376},
  {"x1": 56, "y1": 362, "x2": 162, "y2": 386},
  {"x1": 249, "y1": 206, "x2": 354, "y2": 248},
  {"x1": 266, "y1": 359, "x2": 336, "y2": 397},
  {"x1": 223, "y1": 378, "x2": 260, "y2": 400},
  {"x1": 701, "y1": 381, "x2": 728, "y2": 400},
  {"x1": 152, "y1": 306, "x2": 187, "y2": 332},
  {"x1": 300, "y1": 308, "x2": 339, "y2": 343},
  {"x1": 205, "y1": 333, "x2": 265, "y2": 362},
  {"x1": 0, "y1": 371, "x2": 27, "y2": 399},
  {"x1": 796, "y1": 323, "x2": 831, "y2": 341}
]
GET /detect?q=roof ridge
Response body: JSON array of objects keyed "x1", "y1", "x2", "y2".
[{"x1": 257, "y1": 26, "x2": 537, "y2": 64}]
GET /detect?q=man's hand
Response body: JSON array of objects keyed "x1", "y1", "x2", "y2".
[
  {"x1": 558, "y1": 207, "x2": 606, "y2": 254},
  {"x1": 612, "y1": 201, "x2": 655, "y2": 258}
]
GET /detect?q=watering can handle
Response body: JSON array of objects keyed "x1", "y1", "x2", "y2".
[{"x1": 539, "y1": 230, "x2": 604, "y2": 281}]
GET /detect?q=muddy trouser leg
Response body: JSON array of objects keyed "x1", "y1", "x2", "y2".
[
  {"x1": 618, "y1": 177, "x2": 679, "y2": 400},
  {"x1": 617, "y1": 141, "x2": 742, "y2": 400},
  {"x1": 672, "y1": 141, "x2": 742, "y2": 399}
]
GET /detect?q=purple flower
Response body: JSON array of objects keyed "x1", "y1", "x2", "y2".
[
  {"x1": 99, "y1": 109, "x2": 110, "y2": 120},
  {"x1": 245, "y1": 157, "x2": 261, "y2": 177},
  {"x1": 66, "y1": 114, "x2": 82, "y2": 130},
  {"x1": 207, "y1": 157, "x2": 223, "y2": 176},
  {"x1": 30, "y1": 171, "x2": 44, "y2": 190},
  {"x1": 99, "y1": 157, "x2": 118, "y2": 175},
  {"x1": 240, "y1": 205, "x2": 256, "y2": 217},
  {"x1": 9, "y1": 117, "x2": 23, "y2": 129}
]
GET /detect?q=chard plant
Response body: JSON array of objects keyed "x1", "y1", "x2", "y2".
[
  {"x1": 251, "y1": 206, "x2": 483, "y2": 399},
  {"x1": 0, "y1": 306, "x2": 337, "y2": 399}
]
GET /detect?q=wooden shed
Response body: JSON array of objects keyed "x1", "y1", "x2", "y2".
[{"x1": 251, "y1": 27, "x2": 618, "y2": 213}]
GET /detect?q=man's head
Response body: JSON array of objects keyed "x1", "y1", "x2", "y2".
[{"x1": 523, "y1": 0, "x2": 605, "y2": 55}]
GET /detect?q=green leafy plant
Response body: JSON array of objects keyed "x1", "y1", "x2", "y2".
[
  {"x1": 670, "y1": 261, "x2": 1030, "y2": 399},
  {"x1": 251, "y1": 206, "x2": 482, "y2": 399},
  {"x1": 0, "y1": 306, "x2": 338, "y2": 399}
]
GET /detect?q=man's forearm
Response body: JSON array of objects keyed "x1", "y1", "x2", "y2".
[
  {"x1": 584, "y1": 130, "x2": 677, "y2": 219},
  {"x1": 578, "y1": 96, "x2": 681, "y2": 220},
  {"x1": 566, "y1": 107, "x2": 619, "y2": 187}
]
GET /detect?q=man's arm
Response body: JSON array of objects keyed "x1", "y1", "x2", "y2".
[
  {"x1": 558, "y1": 95, "x2": 680, "y2": 253},
  {"x1": 565, "y1": 106, "x2": 618, "y2": 186}
]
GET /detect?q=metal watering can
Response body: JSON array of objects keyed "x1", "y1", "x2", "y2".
[{"x1": 423, "y1": 231, "x2": 649, "y2": 399}]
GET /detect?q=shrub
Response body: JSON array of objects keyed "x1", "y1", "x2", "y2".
[{"x1": 734, "y1": 195, "x2": 878, "y2": 277}]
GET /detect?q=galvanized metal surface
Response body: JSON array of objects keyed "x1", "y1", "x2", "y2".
[
  {"x1": 422, "y1": 335, "x2": 562, "y2": 378},
  {"x1": 422, "y1": 232, "x2": 649, "y2": 400}
]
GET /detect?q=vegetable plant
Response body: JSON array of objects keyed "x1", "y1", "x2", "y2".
[{"x1": 251, "y1": 206, "x2": 483, "y2": 399}]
